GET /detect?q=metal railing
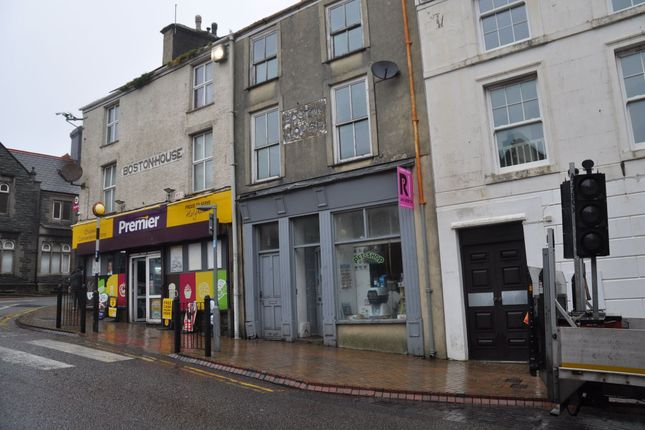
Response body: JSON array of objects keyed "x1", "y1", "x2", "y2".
[
  {"x1": 173, "y1": 296, "x2": 212, "y2": 357},
  {"x1": 55, "y1": 284, "x2": 87, "y2": 333}
]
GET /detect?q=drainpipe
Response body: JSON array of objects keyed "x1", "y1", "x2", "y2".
[
  {"x1": 228, "y1": 34, "x2": 241, "y2": 340},
  {"x1": 401, "y1": 0, "x2": 436, "y2": 356}
]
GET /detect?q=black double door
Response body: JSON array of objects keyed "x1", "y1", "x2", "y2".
[{"x1": 460, "y1": 223, "x2": 530, "y2": 361}]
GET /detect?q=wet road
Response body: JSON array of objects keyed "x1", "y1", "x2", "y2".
[{"x1": 1, "y1": 296, "x2": 643, "y2": 430}]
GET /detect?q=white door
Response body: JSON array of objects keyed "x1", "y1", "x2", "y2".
[{"x1": 130, "y1": 253, "x2": 162, "y2": 323}]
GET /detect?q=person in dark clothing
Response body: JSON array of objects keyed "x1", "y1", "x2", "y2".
[{"x1": 70, "y1": 266, "x2": 84, "y2": 310}]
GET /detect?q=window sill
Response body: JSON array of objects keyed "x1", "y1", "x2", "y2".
[
  {"x1": 336, "y1": 318, "x2": 406, "y2": 325},
  {"x1": 246, "y1": 76, "x2": 279, "y2": 92},
  {"x1": 332, "y1": 153, "x2": 375, "y2": 167},
  {"x1": 187, "y1": 102, "x2": 215, "y2": 114},
  {"x1": 100, "y1": 140, "x2": 119, "y2": 148},
  {"x1": 324, "y1": 47, "x2": 367, "y2": 65},
  {"x1": 484, "y1": 163, "x2": 556, "y2": 185},
  {"x1": 251, "y1": 176, "x2": 282, "y2": 186}
]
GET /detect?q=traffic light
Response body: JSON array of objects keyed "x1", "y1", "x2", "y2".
[{"x1": 573, "y1": 172, "x2": 609, "y2": 257}]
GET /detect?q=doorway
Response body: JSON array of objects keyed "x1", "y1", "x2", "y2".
[
  {"x1": 292, "y1": 215, "x2": 322, "y2": 338},
  {"x1": 129, "y1": 252, "x2": 162, "y2": 323},
  {"x1": 259, "y1": 252, "x2": 282, "y2": 339},
  {"x1": 460, "y1": 223, "x2": 530, "y2": 361}
]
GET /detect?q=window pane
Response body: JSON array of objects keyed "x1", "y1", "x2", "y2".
[
  {"x1": 255, "y1": 62, "x2": 267, "y2": 84},
  {"x1": 524, "y1": 99, "x2": 540, "y2": 120},
  {"x1": 255, "y1": 114, "x2": 267, "y2": 148},
  {"x1": 493, "y1": 107, "x2": 508, "y2": 127},
  {"x1": 490, "y1": 88, "x2": 506, "y2": 108},
  {"x1": 351, "y1": 81, "x2": 367, "y2": 119},
  {"x1": 267, "y1": 110, "x2": 280, "y2": 144},
  {"x1": 51, "y1": 252, "x2": 61, "y2": 274},
  {"x1": 621, "y1": 52, "x2": 644, "y2": 77},
  {"x1": 0, "y1": 194, "x2": 7, "y2": 213},
  {"x1": 188, "y1": 243, "x2": 202, "y2": 271},
  {"x1": 62, "y1": 202, "x2": 72, "y2": 220},
  {"x1": 292, "y1": 215, "x2": 320, "y2": 246},
  {"x1": 62, "y1": 253, "x2": 70, "y2": 274},
  {"x1": 333, "y1": 33, "x2": 348, "y2": 58},
  {"x1": 354, "y1": 119, "x2": 370, "y2": 156},
  {"x1": 511, "y1": 5, "x2": 526, "y2": 24},
  {"x1": 330, "y1": 5, "x2": 345, "y2": 33},
  {"x1": 205, "y1": 83, "x2": 214, "y2": 105},
  {"x1": 497, "y1": 122, "x2": 546, "y2": 167},
  {"x1": 367, "y1": 205, "x2": 400, "y2": 237},
  {"x1": 497, "y1": 9, "x2": 511, "y2": 27},
  {"x1": 53, "y1": 202, "x2": 61, "y2": 219},
  {"x1": 267, "y1": 58, "x2": 278, "y2": 80},
  {"x1": 612, "y1": 0, "x2": 633, "y2": 11},
  {"x1": 508, "y1": 103, "x2": 524, "y2": 123},
  {"x1": 498, "y1": 25, "x2": 515, "y2": 46},
  {"x1": 629, "y1": 99, "x2": 645, "y2": 143},
  {"x1": 195, "y1": 66, "x2": 204, "y2": 85},
  {"x1": 514, "y1": 21, "x2": 529, "y2": 41},
  {"x1": 484, "y1": 31, "x2": 499, "y2": 50},
  {"x1": 624, "y1": 75, "x2": 645, "y2": 98},
  {"x1": 520, "y1": 80, "x2": 537, "y2": 100},
  {"x1": 204, "y1": 132, "x2": 213, "y2": 157},
  {"x1": 335, "y1": 86, "x2": 351, "y2": 123},
  {"x1": 194, "y1": 162, "x2": 205, "y2": 191},
  {"x1": 482, "y1": 15, "x2": 497, "y2": 33},
  {"x1": 505, "y1": 83, "x2": 522, "y2": 104},
  {"x1": 258, "y1": 222, "x2": 279, "y2": 251},
  {"x1": 348, "y1": 27, "x2": 362, "y2": 52},
  {"x1": 253, "y1": 37, "x2": 265, "y2": 62},
  {"x1": 479, "y1": 0, "x2": 494, "y2": 13},
  {"x1": 205, "y1": 159, "x2": 214, "y2": 189},
  {"x1": 346, "y1": 0, "x2": 361, "y2": 25},
  {"x1": 335, "y1": 242, "x2": 403, "y2": 320},
  {"x1": 205, "y1": 63, "x2": 213, "y2": 82},
  {"x1": 41, "y1": 253, "x2": 50, "y2": 274},
  {"x1": 265, "y1": 33, "x2": 277, "y2": 57},
  {"x1": 269, "y1": 144, "x2": 280, "y2": 177},
  {"x1": 494, "y1": 0, "x2": 510, "y2": 7},
  {"x1": 335, "y1": 209, "x2": 364, "y2": 241},
  {"x1": 194, "y1": 134, "x2": 204, "y2": 161},
  {"x1": 257, "y1": 147, "x2": 269, "y2": 179},
  {"x1": 194, "y1": 87, "x2": 204, "y2": 108},
  {"x1": 339, "y1": 124, "x2": 355, "y2": 159}
]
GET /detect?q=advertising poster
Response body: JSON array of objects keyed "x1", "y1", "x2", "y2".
[
  {"x1": 217, "y1": 269, "x2": 228, "y2": 311},
  {"x1": 195, "y1": 271, "x2": 214, "y2": 303},
  {"x1": 179, "y1": 272, "x2": 196, "y2": 304},
  {"x1": 97, "y1": 276, "x2": 108, "y2": 320},
  {"x1": 117, "y1": 273, "x2": 127, "y2": 307}
]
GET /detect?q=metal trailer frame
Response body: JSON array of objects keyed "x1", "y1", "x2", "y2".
[{"x1": 541, "y1": 229, "x2": 645, "y2": 415}]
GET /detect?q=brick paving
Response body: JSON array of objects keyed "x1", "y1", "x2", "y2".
[{"x1": 18, "y1": 305, "x2": 549, "y2": 407}]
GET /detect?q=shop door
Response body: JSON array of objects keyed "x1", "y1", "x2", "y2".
[
  {"x1": 130, "y1": 253, "x2": 162, "y2": 324},
  {"x1": 304, "y1": 247, "x2": 322, "y2": 336},
  {"x1": 460, "y1": 223, "x2": 529, "y2": 361},
  {"x1": 259, "y1": 253, "x2": 282, "y2": 339}
]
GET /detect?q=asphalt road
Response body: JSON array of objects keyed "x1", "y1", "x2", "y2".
[{"x1": 1, "y1": 296, "x2": 643, "y2": 430}]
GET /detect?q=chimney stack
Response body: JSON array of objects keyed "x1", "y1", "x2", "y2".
[
  {"x1": 195, "y1": 15, "x2": 202, "y2": 31},
  {"x1": 211, "y1": 22, "x2": 218, "y2": 37}
]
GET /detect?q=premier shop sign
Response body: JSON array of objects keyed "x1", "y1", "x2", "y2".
[
  {"x1": 114, "y1": 207, "x2": 166, "y2": 238},
  {"x1": 122, "y1": 148, "x2": 183, "y2": 176}
]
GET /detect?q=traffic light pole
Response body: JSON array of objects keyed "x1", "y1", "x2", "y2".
[{"x1": 591, "y1": 257, "x2": 599, "y2": 319}]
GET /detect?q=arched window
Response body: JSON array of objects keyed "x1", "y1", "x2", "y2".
[
  {"x1": 1, "y1": 239, "x2": 15, "y2": 273},
  {"x1": 40, "y1": 242, "x2": 71, "y2": 275},
  {"x1": 0, "y1": 183, "x2": 9, "y2": 214},
  {"x1": 61, "y1": 244, "x2": 71, "y2": 274},
  {"x1": 40, "y1": 243, "x2": 51, "y2": 274}
]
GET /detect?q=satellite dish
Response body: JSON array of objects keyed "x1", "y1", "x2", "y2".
[
  {"x1": 60, "y1": 161, "x2": 83, "y2": 183},
  {"x1": 371, "y1": 61, "x2": 400, "y2": 80}
]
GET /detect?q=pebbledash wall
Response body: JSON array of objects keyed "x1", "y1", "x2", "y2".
[{"x1": 417, "y1": 0, "x2": 645, "y2": 360}]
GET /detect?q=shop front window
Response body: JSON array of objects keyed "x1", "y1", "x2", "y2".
[{"x1": 334, "y1": 205, "x2": 405, "y2": 321}]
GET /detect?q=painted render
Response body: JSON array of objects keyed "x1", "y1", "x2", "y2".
[{"x1": 417, "y1": 0, "x2": 645, "y2": 360}]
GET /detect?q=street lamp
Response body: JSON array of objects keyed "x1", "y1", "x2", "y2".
[
  {"x1": 197, "y1": 204, "x2": 220, "y2": 352},
  {"x1": 92, "y1": 201, "x2": 105, "y2": 332}
]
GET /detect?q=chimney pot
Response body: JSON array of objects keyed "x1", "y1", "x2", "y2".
[
  {"x1": 195, "y1": 15, "x2": 202, "y2": 31},
  {"x1": 211, "y1": 22, "x2": 218, "y2": 37}
]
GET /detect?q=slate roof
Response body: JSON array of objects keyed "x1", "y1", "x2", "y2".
[{"x1": 8, "y1": 149, "x2": 80, "y2": 195}]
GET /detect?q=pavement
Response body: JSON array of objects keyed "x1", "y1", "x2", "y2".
[{"x1": 17, "y1": 304, "x2": 552, "y2": 409}]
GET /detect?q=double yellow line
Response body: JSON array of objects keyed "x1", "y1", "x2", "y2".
[
  {"x1": 0, "y1": 307, "x2": 41, "y2": 327},
  {"x1": 182, "y1": 366, "x2": 275, "y2": 393}
]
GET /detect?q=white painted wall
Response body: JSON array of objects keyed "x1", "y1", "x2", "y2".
[{"x1": 417, "y1": 0, "x2": 645, "y2": 359}]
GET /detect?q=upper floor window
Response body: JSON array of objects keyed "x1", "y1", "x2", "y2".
[
  {"x1": 102, "y1": 164, "x2": 116, "y2": 213},
  {"x1": 612, "y1": 0, "x2": 645, "y2": 12},
  {"x1": 106, "y1": 104, "x2": 119, "y2": 144},
  {"x1": 251, "y1": 31, "x2": 278, "y2": 85},
  {"x1": 488, "y1": 76, "x2": 547, "y2": 169},
  {"x1": 328, "y1": 0, "x2": 363, "y2": 59},
  {"x1": 618, "y1": 48, "x2": 645, "y2": 146},
  {"x1": 252, "y1": 107, "x2": 281, "y2": 181},
  {"x1": 0, "y1": 239, "x2": 14, "y2": 274},
  {"x1": 53, "y1": 200, "x2": 72, "y2": 221},
  {"x1": 332, "y1": 78, "x2": 371, "y2": 162},
  {"x1": 40, "y1": 243, "x2": 71, "y2": 275},
  {"x1": 193, "y1": 62, "x2": 214, "y2": 109},
  {"x1": 478, "y1": 0, "x2": 529, "y2": 51},
  {"x1": 0, "y1": 183, "x2": 8, "y2": 214},
  {"x1": 193, "y1": 131, "x2": 214, "y2": 192}
]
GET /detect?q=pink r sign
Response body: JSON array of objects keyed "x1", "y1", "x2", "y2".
[{"x1": 397, "y1": 166, "x2": 414, "y2": 209}]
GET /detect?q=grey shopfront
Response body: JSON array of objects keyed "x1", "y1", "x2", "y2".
[{"x1": 240, "y1": 168, "x2": 424, "y2": 356}]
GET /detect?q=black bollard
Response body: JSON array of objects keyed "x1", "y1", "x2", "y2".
[
  {"x1": 204, "y1": 295, "x2": 212, "y2": 357},
  {"x1": 55, "y1": 286, "x2": 63, "y2": 329},
  {"x1": 173, "y1": 297, "x2": 181, "y2": 354},
  {"x1": 80, "y1": 286, "x2": 87, "y2": 334}
]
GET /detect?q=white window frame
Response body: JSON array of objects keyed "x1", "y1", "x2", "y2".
[
  {"x1": 486, "y1": 75, "x2": 549, "y2": 172},
  {"x1": 331, "y1": 77, "x2": 372, "y2": 163},
  {"x1": 0, "y1": 183, "x2": 8, "y2": 214},
  {"x1": 192, "y1": 130, "x2": 214, "y2": 192},
  {"x1": 327, "y1": 0, "x2": 364, "y2": 59},
  {"x1": 251, "y1": 30, "x2": 279, "y2": 86},
  {"x1": 610, "y1": 0, "x2": 645, "y2": 13},
  {"x1": 0, "y1": 239, "x2": 14, "y2": 274},
  {"x1": 106, "y1": 104, "x2": 119, "y2": 144},
  {"x1": 477, "y1": 0, "x2": 530, "y2": 52},
  {"x1": 193, "y1": 62, "x2": 214, "y2": 109},
  {"x1": 102, "y1": 164, "x2": 116, "y2": 213},
  {"x1": 40, "y1": 242, "x2": 71, "y2": 275},
  {"x1": 252, "y1": 107, "x2": 281, "y2": 183},
  {"x1": 617, "y1": 47, "x2": 645, "y2": 148},
  {"x1": 52, "y1": 200, "x2": 72, "y2": 221}
]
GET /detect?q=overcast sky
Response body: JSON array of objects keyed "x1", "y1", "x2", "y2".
[{"x1": 0, "y1": 0, "x2": 298, "y2": 156}]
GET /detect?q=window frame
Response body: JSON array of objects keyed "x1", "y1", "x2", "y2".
[
  {"x1": 477, "y1": 0, "x2": 530, "y2": 52},
  {"x1": 40, "y1": 242, "x2": 71, "y2": 275},
  {"x1": 610, "y1": 0, "x2": 645, "y2": 13},
  {"x1": 327, "y1": 0, "x2": 364, "y2": 60},
  {"x1": 616, "y1": 46, "x2": 645, "y2": 148},
  {"x1": 0, "y1": 183, "x2": 8, "y2": 214},
  {"x1": 193, "y1": 61, "x2": 214, "y2": 109},
  {"x1": 106, "y1": 104, "x2": 119, "y2": 144},
  {"x1": 250, "y1": 30, "x2": 279, "y2": 86},
  {"x1": 52, "y1": 200, "x2": 72, "y2": 221},
  {"x1": 252, "y1": 106, "x2": 281, "y2": 183},
  {"x1": 331, "y1": 77, "x2": 373, "y2": 163},
  {"x1": 486, "y1": 75, "x2": 549, "y2": 172},
  {"x1": 102, "y1": 163, "x2": 117, "y2": 213},
  {"x1": 192, "y1": 130, "x2": 214, "y2": 192},
  {"x1": 0, "y1": 239, "x2": 15, "y2": 274}
]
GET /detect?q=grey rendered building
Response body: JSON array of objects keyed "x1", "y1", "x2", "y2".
[{"x1": 234, "y1": 0, "x2": 444, "y2": 356}]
